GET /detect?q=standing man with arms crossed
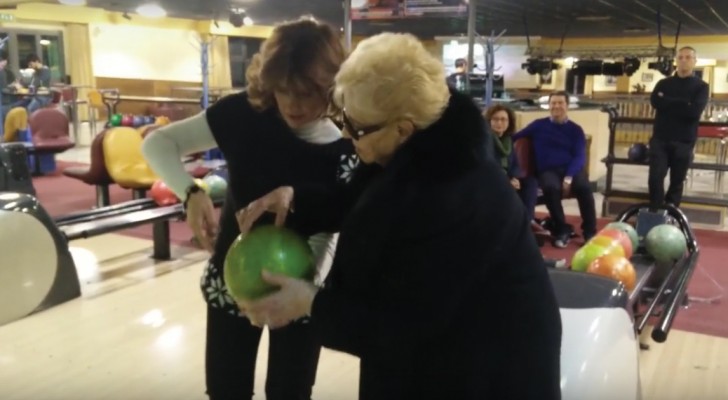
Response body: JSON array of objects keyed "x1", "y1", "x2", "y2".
[{"x1": 648, "y1": 46, "x2": 709, "y2": 209}]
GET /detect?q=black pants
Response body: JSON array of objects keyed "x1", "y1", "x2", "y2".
[
  {"x1": 538, "y1": 168, "x2": 597, "y2": 237},
  {"x1": 205, "y1": 306, "x2": 322, "y2": 400},
  {"x1": 517, "y1": 176, "x2": 539, "y2": 223},
  {"x1": 648, "y1": 138, "x2": 694, "y2": 208}
]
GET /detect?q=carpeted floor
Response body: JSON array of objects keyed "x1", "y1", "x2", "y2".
[{"x1": 30, "y1": 162, "x2": 728, "y2": 339}]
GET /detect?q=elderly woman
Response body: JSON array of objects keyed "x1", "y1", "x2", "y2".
[{"x1": 237, "y1": 33, "x2": 562, "y2": 399}]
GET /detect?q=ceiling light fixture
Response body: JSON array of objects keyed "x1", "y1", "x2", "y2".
[
  {"x1": 136, "y1": 3, "x2": 166, "y2": 18},
  {"x1": 229, "y1": 8, "x2": 253, "y2": 27},
  {"x1": 58, "y1": 0, "x2": 86, "y2": 5}
]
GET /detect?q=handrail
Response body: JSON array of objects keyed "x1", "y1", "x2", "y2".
[
  {"x1": 615, "y1": 202, "x2": 699, "y2": 342},
  {"x1": 610, "y1": 117, "x2": 728, "y2": 127}
]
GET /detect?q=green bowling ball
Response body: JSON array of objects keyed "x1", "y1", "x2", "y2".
[
  {"x1": 202, "y1": 174, "x2": 227, "y2": 201},
  {"x1": 109, "y1": 113, "x2": 122, "y2": 126},
  {"x1": 223, "y1": 225, "x2": 315, "y2": 302},
  {"x1": 605, "y1": 221, "x2": 640, "y2": 251},
  {"x1": 645, "y1": 224, "x2": 687, "y2": 263},
  {"x1": 571, "y1": 242, "x2": 608, "y2": 272}
]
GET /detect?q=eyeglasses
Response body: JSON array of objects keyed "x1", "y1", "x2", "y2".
[{"x1": 342, "y1": 109, "x2": 384, "y2": 141}]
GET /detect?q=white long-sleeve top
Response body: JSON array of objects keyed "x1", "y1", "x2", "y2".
[{"x1": 141, "y1": 111, "x2": 343, "y2": 285}]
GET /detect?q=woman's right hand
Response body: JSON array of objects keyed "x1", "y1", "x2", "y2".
[
  {"x1": 185, "y1": 191, "x2": 219, "y2": 253},
  {"x1": 236, "y1": 186, "x2": 294, "y2": 235}
]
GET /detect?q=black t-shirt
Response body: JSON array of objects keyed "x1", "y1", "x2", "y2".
[{"x1": 204, "y1": 92, "x2": 357, "y2": 269}]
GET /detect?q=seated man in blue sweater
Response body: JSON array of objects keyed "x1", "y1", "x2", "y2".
[{"x1": 512, "y1": 91, "x2": 597, "y2": 248}]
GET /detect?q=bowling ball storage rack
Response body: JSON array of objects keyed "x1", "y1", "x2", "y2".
[
  {"x1": 600, "y1": 107, "x2": 728, "y2": 222},
  {"x1": 56, "y1": 196, "x2": 224, "y2": 260},
  {"x1": 612, "y1": 202, "x2": 699, "y2": 349}
]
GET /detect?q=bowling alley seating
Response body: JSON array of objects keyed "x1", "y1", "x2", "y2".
[
  {"x1": 28, "y1": 108, "x2": 74, "y2": 152},
  {"x1": 103, "y1": 126, "x2": 158, "y2": 199},
  {"x1": 62, "y1": 129, "x2": 114, "y2": 207},
  {"x1": 2, "y1": 107, "x2": 28, "y2": 143},
  {"x1": 28, "y1": 108, "x2": 75, "y2": 174}
]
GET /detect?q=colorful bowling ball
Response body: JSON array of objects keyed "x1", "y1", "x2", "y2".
[
  {"x1": 150, "y1": 180, "x2": 179, "y2": 206},
  {"x1": 155, "y1": 116, "x2": 171, "y2": 126},
  {"x1": 132, "y1": 115, "x2": 145, "y2": 127},
  {"x1": 121, "y1": 114, "x2": 134, "y2": 127},
  {"x1": 597, "y1": 228, "x2": 633, "y2": 258},
  {"x1": 202, "y1": 174, "x2": 227, "y2": 200},
  {"x1": 224, "y1": 225, "x2": 315, "y2": 302},
  {"x1": 586, "y1": 254, "x2": 637, "y2": 291},
  {"x1": 109, "y1": 113, "x2": 122, "y2": 126},
  {"x1": 570, "y1": 242, "x2": 608, "y2": 272},
  {"x1": 588, "y1": 235, "x2": 625, "y2": 258},
  {"x1": 645, "y1": 224, "x2": 687, "y2": 263},
  {"x1": 604, "y1": 221, "x2": 639, "y2": 251},
  {"x1": 144, "y1": 115, "x2": 156, "y2": 125}
]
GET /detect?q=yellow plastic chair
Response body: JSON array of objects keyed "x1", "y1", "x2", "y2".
[
  {"x1": 103, "y1": 126, "x2": 158, "y2": 198},
  {"x1": 3, "y1": 107, "x2": 29, "y2": 142},
  {"x1": 87, "y1": 90, "x2": 105, "y2": 136}
]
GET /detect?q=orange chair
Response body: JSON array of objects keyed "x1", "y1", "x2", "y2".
[
  {"x1": 103, "y1": 126, "x2": 158, "y2": 199},
  {"x1": 3, "y1": 108, "x2": 28, "y2": 142}
]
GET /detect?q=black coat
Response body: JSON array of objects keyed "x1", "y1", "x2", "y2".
[{"x1": 293, "y1": 90, "x2": 562, "y2": 400}]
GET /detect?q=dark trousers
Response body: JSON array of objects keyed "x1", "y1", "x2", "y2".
[
  {"x1": 648, "y1": 138, "x2": 694, "y2": 208},
  {"x1": 538, "y1": 168, "x2": 597, "y2": 236},
  {"x1": 205, "y1": 306, "x2": 322, "y2": 400},
  {"x1": 517, "y1": 176, "x2": 539, "y2": 223}
]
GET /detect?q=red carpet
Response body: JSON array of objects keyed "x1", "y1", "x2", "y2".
[
  {"x1": 30, "y1": 162, "x2": 728, "y2": 339},
  {"x1": 538, "y1": 212, "x2": 728, "y2": 339}
]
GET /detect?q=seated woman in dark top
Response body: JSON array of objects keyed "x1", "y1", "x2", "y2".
[
  {"x1": 483, "y1": 104, "x2": 539, "y2": 223},
  {"x1": 237, "y1": 32, "x2": 563, "y2": 400}
]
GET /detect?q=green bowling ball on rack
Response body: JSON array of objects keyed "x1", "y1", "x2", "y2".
[
  {"x1": 202, "y1": 174, "x2": 227, "y2": 201},
  {"x1": 109, "y1": 113, "x2": 123, "y2": 126},
  {"x1": 223, "y1": 225, "x2": 315, "y2": 302}
]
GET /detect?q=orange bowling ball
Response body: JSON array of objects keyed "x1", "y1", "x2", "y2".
[
  {"x1": 586, "y1": 254, "x2": 637, "y2": 291},
  {"x1": 598, "y1": 228, "x2": 633, "y2": 258},
  {"x1": 150, "y1": 180, "x2": 179, "y2": 206}
]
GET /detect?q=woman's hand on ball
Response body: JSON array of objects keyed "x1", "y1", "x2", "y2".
[
  {"x1": 236, "y1": 186, "x2": 294, "y2": 234},
  {"x1": 240, "y1": 270, "x2": 318, "y2": 329},
  {"x1": 185, "y1": 191, "x2": 218, "y2": 253}
]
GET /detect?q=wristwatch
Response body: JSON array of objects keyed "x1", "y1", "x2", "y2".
[{"x1": 183, "y1": 183, "x2": 205, "y2": 211}]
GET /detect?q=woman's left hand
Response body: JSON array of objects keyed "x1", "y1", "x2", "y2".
[
  {"x1": 510, "y1": 178, "x2": 521, "y2": 190},
  {"x1": 240, "y1": 270, "x2": 319, "y2": 329}
]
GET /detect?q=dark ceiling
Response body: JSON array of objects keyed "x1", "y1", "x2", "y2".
[{"x1": 76, "y1": 0, "x2": 728, "y2": 39}]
